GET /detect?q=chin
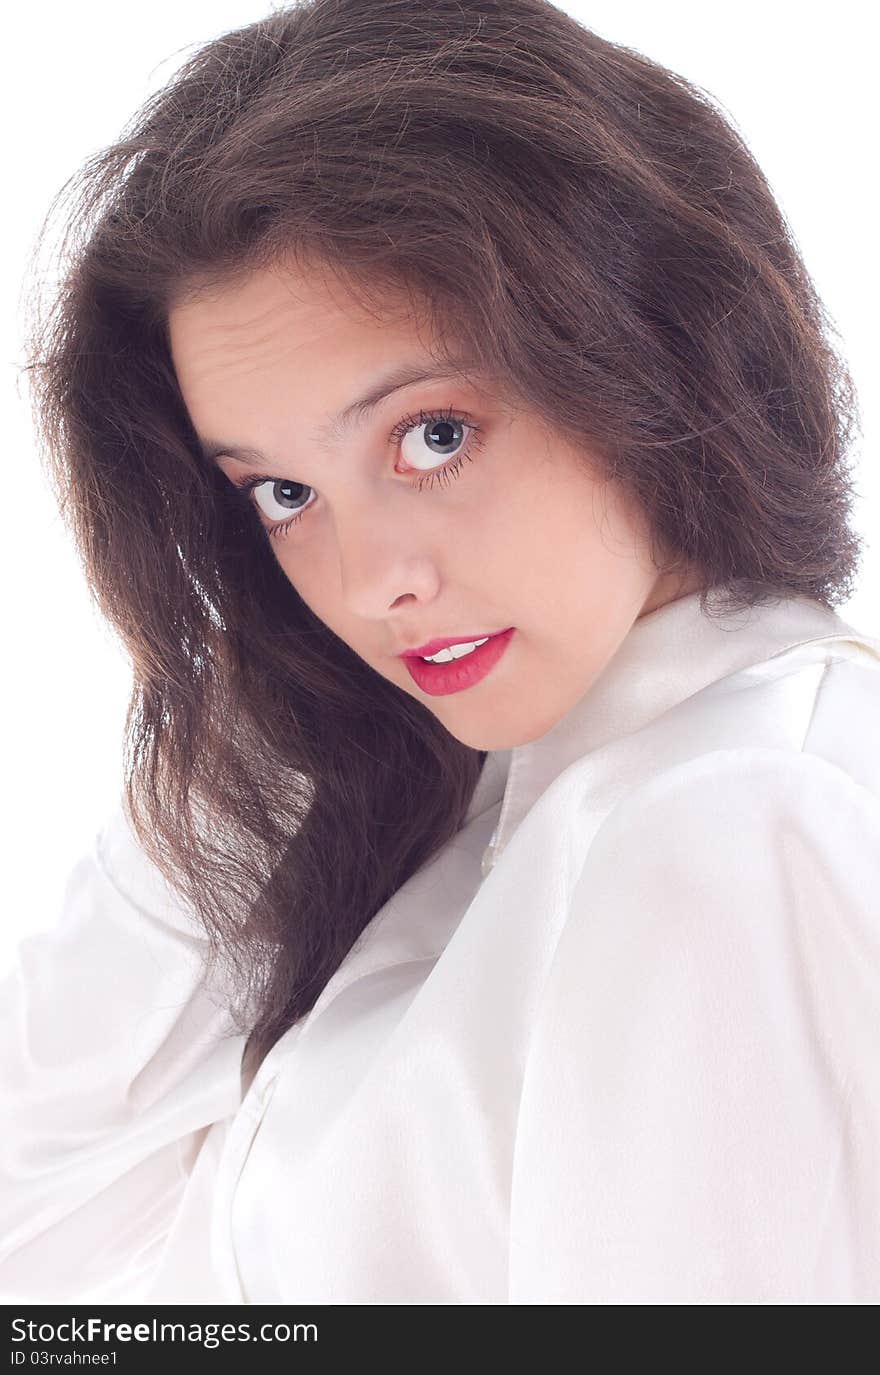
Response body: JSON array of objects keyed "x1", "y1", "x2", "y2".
[{"x1": 441, "y1": 718, "x2": 535, "y2": 753}]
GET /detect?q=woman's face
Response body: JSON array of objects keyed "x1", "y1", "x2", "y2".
[{"x1": 168, "y1": 257, "x2": 702, "y2": 750}]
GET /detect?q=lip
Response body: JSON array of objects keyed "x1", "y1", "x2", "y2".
[
  {"x1": 399, "y1": 632, "x2": 507, "y2": 659},
  {"x1": 401, "y1": 627, "x2": 516, "y2": 696}
]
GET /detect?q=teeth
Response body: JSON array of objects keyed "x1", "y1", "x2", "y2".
[{"x1": 422, "y1": 636, "x2": 490, "y2": 664}]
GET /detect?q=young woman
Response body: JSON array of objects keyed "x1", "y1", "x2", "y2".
[{"x1": 2, "y1": 0, "x2": 878, "y2": 1304}]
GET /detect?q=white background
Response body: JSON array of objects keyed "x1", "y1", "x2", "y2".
[{"x1": 1, "y1": 1, "x2": 877, "y2": 965}]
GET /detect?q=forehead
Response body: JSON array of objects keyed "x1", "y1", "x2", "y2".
[
  {"x1": 169, "y1": 259, "x2": 437, "y2": 378},
  {"x1": 168, "y1": 260, "x2": 470, "y2": 428},
  {"x1": 166, "y1": 258, "x2": 518, "y2": 469}
]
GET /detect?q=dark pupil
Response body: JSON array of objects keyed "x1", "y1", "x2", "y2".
[
  {"x1": 263, "y1": 421, "x2": 460, "y2": 515},
  {"x1": 429, "y1": 419, "x2": 460, "y2": 452},
  {"x1": 274, "y1": 480, "x2": 305, "y2": 508}
]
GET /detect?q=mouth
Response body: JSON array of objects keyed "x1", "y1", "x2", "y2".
[
  {"x1": 400, "y1": 627, "x2": 516, "y2": 696},
  {"x1": 399, "y1": 631, "x2": 507, "y2": 660}
]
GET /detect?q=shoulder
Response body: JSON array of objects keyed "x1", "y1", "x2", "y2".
[
  {"x1": 548, "y1": 744, "x2": 880, "y2": 1104},
  {"x1": 94, "y1": 798, "x2": 208, "y2": 941},
  {"x1": 591, "y1": 742, "x2": 879, "y2": 853},
  {"x1": 569, "y1": 746, "x2": 879, "y2": 953},
  {"x1": 514, "y1": 742, "x2": 880, "y2": 1301},
  {"x1": 637, "y1": 641, "x2": 880, "y2": 783}
]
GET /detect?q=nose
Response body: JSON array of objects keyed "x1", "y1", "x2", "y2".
[{"x1": 335, "y1": 503, "x2": 442, "y2": 622}]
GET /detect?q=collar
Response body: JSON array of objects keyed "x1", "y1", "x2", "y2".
[
  {"x1": 257, "y1": 586, "x2": 878, "y2": 1076},
  {"x1": 466, "y1": 587, "x2": 880, "y2": 878}
]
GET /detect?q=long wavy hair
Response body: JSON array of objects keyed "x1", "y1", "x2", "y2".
[{"x1": 24, "y1": 0, "x2": 864, "y2": 1064}]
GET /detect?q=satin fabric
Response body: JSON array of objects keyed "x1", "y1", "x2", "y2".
[{"x1": 2, "y1": 588, "x2": 879, "y2": 1303}]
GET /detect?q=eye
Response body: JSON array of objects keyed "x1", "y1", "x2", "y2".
[
  {"x1": 230, "y1": 404, "x2": 482, "y2": 539},
  {"x1": 250, "y1": 478, "x2": 312, "y2": 526},
  {"x1": 387, "y1": 404, "x2": 481, "y2": 497},
  {"x1": 392, "y1": 407, "x2": 474, "y2": 476}
]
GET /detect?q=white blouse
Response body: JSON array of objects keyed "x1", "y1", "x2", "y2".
[{"x1": 2, "y1": 588, "x2": 880, "y2": 1304}]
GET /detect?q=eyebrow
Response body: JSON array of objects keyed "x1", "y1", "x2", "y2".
[{"x1": 197, "y1": 360, "x2": 475, "y2": 466}]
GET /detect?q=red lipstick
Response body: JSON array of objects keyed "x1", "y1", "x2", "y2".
[
  {"x1": 399, "y1": 632, "x2": 506, "y2": 659},
  {"x1": 400, "y1": 627, "x2": 516, "y2": 696}
]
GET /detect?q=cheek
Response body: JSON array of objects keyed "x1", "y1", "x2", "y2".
[{"x1": 274, "y1": 544, "x2": 343, "y2": 629}]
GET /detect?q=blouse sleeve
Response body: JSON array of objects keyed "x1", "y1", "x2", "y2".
[
  {"x1": 0, "y1": 799, "x2": 248, "y2": 1302},
  {"x1": 509, "y1": 747, "x2": 880, "y2": 1304}
]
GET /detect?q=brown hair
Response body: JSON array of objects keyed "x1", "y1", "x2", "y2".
[{"x1": 24, "y1": 0, "x2": 864, "y2": 1062}]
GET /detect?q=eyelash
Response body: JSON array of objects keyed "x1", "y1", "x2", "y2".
[{"x1": 229, "y1": 405, "x2": 482, "y2": 540}]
